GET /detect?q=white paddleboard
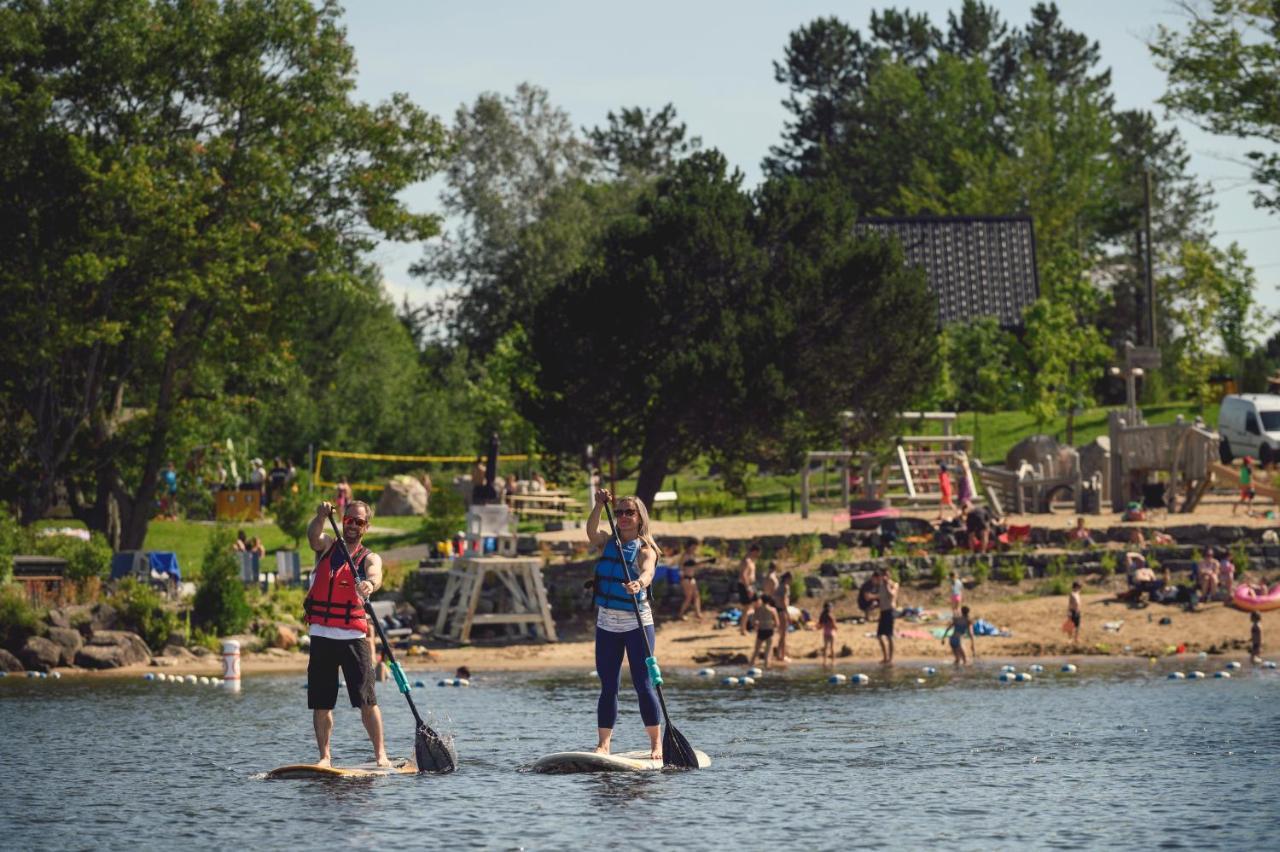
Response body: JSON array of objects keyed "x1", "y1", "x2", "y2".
[
  {"x1": 531, "y1": 749, "x2": 712, "y2": 774},
  {"x1": 266, "y1": 758, "x2": 416, "y2": 779}
]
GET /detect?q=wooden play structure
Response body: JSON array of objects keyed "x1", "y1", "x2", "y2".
[
  {"x1": 1208, "y1": 462, "x2": 1280, "y2": 510},
  {"x1": 801, "y1": 413, "x2": 976, "y2": 517},
  {"x1": 972, "y1": 447, "x2": 1091, "y2": 516}
]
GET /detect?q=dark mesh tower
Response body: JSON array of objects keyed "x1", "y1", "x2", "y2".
[{"x1": 856, "y1": 215, "x2": 1039, "y2": 329}]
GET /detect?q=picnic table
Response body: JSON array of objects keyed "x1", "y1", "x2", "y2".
[{"x1": 507, "y1": 491, "x2": 584, "y2": 519}]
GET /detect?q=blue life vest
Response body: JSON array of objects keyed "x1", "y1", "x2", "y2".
[{"x1": 594, "y1": 538, "x2": 643, "y2": 611}]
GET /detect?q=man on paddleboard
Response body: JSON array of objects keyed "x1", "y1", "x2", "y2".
[{"x1": 305, "y1": 500, "x2": 390, "y2": 767}]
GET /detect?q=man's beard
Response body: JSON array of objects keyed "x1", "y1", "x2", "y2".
[{"x1": 343, "y1": 529, "x2": 362, "y2": 546}]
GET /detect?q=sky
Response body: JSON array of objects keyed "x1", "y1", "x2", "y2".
[{"x1": 339, "y1": 0, "x2": 1280, "y2": 322}]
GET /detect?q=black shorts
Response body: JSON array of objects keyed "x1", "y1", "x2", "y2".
[
  {"x1": 877, "y1": 610, "x2": 895, "y2": 638},
  {"x1": 307, "y1": 635, "x2": 377, "y2": 710},
  {"x1": 756, "y1": 628, "x2": 775, "y2": 641},
  {"x1": 1069, "y1": 611, "x2": 1081, "y2": 628},
  {"x1": 737, "y1": 583, "x2": 753, "y2": 604}
]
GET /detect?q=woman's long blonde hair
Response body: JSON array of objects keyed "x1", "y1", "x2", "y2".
[{"x1": 614, "y1": 495, "x2": 660, "y2": 559}]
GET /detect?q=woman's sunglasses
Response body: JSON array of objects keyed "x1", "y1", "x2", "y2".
[{"x1": 615, "y1": 508, "x2": 638, "y2": 518}]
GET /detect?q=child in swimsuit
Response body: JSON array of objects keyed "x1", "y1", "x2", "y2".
[
  {"x1": 743, "y1": 594, "x2": 778, "y2": 670},
  {"x1": 1251, "y1": 612, "x2": 1263, "y2": 664},
  {"x1": 941, "y1": 605, "x2": 976, "y2": 666},
  {"x1": 818, "y1": 602, "x2": 837, "y2": 665}
]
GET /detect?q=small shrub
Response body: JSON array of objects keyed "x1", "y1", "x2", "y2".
[
  {"x1": 838, "y1": 574, "x2": 854, "y2": 592},
  {"x1": 1040, "y1": 575, "x2": 1073, "y2": 596},
  {"x1": 972, "y1": 562, "x2": 990, "y2": 586},
  {"x1": 0, "y1": 503, "x2": 23, "y2": 585},
  {"x1": 0, "y1": 582, "x2": 42, "y2": 651},
  {"x1": 193, "y1": 527, "x2": 251, "y2": 636},
  {"x1": 930, "y1": 558, "x2": 948, "y2": 586},
  {"x1": 790, "y1": 575, "x2": 807, "y2": 601},
  {"x1": 272, "y1": 474, "x2": 314, "y2": 548},
  {"x1": 1229, "y1": 541, "x2": 1250, "y2": 574},
  {"x1": 787, "y1": 535, "x2": 821, "y2": 564},
  {"x1": 109, "y1": 579, "x2": 178, "y2": 651},
  {"x1": 31, "y1": 531, "x2": 112, "y2": 586},
  {"x1": 1098, "y1": 551, "x2": 1117, "y2": 579},
  {"x1": 834, "y1": 544, "x2": 852, "y2": 564},
  {"x1": 1005, "y1": 561, "x2": 1026, "y2": 584}
]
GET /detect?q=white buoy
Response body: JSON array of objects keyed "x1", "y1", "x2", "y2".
[
  {"x1": 198, "y1": 676, "x2": 210, "y2": 685},
  {"x1": 221, "y1": 640, "x2": 241, "y2": 692},
  {"x1": 184, "y1": 674, "x2": 197, "y2": 684},
  {"x1": 1197, "y1": 651, "x2": 1208, "y2": 659},
  {"x1": 921, "y1": 666, "x2": 937, "y2": 676},
  {"x1": 589, "y1": 670, "x2": 598, "y2": 678},
  {"x1": 1015, "y1": 672, "x2": 1033, "y2": 682},
  {"x1": 143, "y1": 673, "x2": 155, "y2": 681},
  {"x1": 26, "y1": 671, "x2": 38, "y2": 678},
  {"x1": 721, "y1": 676, "x2": 740, "y2": 686},
  {"x1": 1226, "y1": 661, "x2": 1242, "y2": 671},
  {"x1": 1265, "y1": 661, "x2": 1277, "y2": 669},
  {"x1": 746, "y1": 667, "x2": 763, "y2": 678},
  {"x1": 1029, "y1": 664, "x2": 1045, "y2": 674},
  {"x1": 211, "y1": 678, "x2": 222, "y2": 685},
  {"x1": 915, "y1": 677, "x2": 927, "y2": 684},
  {"x1": 0, "y1": 671, "x2": 7, "y2": 677},
  {"x1": 1189, "y1": 671, "x2": 1205, "y2": 679},
  {"x1": 828, "y1": 674, "x2": 847, "y2": 685},
  {"x1": 998, "y1": 672, "x2": 1016, "y2": 682},
  {"x1": 1060, "y1": 664, "x2": 1077, "y2": 674},
  {"x1": 50, "y1": 671, "x2": 61, "y2": 679},
  {"x1": 1215, "y1": 671, "x2": 1231, "y2": 679},
  {"x1": 740, "y1": 676, "x2": 755, "y2": 686},
  {"x1": 1000, "y1": 664, "x2": 1017, "y2": 673},
  {"x1": 414, "y1": 680, "x2": 426, "y2": 688},
  {"x1": 851, "y1": 673, "x2": 870, "y2": 685},
  {"x1": 1168, "y1": 672, "x2": 1185, "y2": 680},
  {"x1": 696, "y1": 668, "x2": 716, "y2": 677}
]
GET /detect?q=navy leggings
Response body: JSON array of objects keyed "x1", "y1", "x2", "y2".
[{"x1": 595, "y1": 624, "x2": 661, "y2": 729}]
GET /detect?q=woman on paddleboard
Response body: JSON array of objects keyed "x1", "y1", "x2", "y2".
[{"x1": 587, "y1": 489, "x2": 663, "y2": 759}]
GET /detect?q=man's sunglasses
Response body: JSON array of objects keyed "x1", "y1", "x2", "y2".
[{"x1": 343, "y1": 516, "x2": 367, "y2": 527}]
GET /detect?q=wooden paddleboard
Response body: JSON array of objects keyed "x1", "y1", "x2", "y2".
[
  {"x1": 266, "y1": 758, "x2": 416, "y2": 779},
  {"x1": 531, "y1": 749, "x2": 711, "y2": 774}
]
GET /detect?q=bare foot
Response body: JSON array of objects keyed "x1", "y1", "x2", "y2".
[
  {"x1": 593, "y1": 744, "x2": 610, "y2": 755},
  {"x1": 649, "y1": 747, "x2": 662, "y2": 760},
  {"x1": 374, "y1": 754, "x2": 393, "y2": 768},
  {"x1": 315, "y1": 756, "x2": 331, "y2": 768}
]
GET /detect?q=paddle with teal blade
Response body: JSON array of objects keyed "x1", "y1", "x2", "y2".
[
  {"x1": 602, "y1": 501, "x2": 700, "y2": 770},
  {"x1": 327, "y1": 515, "x2": 457, "y2": 773}
]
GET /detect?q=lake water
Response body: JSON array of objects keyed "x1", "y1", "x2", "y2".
[{"x1": 2, "y1": 660, "x2": 1278, "y2": 851}]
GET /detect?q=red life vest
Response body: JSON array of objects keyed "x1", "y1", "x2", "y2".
[{"x1": 304, "y1": 541, "x2": 369, "y2": 632}]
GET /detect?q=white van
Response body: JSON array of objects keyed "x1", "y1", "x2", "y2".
[{"x1": 1217, "y1": 394, "x2": 1280, "y2": 465}]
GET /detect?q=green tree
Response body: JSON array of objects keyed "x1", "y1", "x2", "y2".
[
  {"x1": 586, "y1": 104, "x2": 701, "y2": 178},
  {"x1": 1152, "y1": 0, "x2": 1280, "y2": 212},
  {"x1": 525, "y1": 153, "x2": 937, "y2": 505},
  {"x1": 272, "y1": 475, "x2": 314, "y2": 550},
  {"x1": 945, "y1": 318, "x2": 1020, "y2": 413},
  {"x1": 193, "y1": 527, "x2": 250, "y2": 636},
  {"x1": 0, "y1": 0, "x2": 448, "y2": 549}
]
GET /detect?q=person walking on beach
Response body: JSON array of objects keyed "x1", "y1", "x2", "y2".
[
  {"x1": 1067, "y1": 581, "x2": 1082, "y2": 645},
  {"x1": 586, "y1": 489, "x2": 662, "y2": 760},
  {"x1": 677, "y1": 560, "x2": 703, "y2": 621},
  {"x1": 304, "y1": 499, "x2": 389, "y2": 768},
  {"x1": 742, "y1": 593, "x2": 779, "y2": 670},
  {"x1": 773, "y1": 572, "x2": 793, "y2": 664},
  {"x1": 818, "y1": 602, "x2": 838, "y2": 665},
  {"x1": 737, "y1": 544, "x2": 760, "y2": 604},
  {"x1": 937, "y1": 462, "x2": 954, "y2": 520},
  {"x1": 949, "y1": 571, "x2": 964, "y2": 615},
  {"x1": 876, "y1": 568, "x2": 899, "y2": 664},
  {"x1": 1250, "y1": 612, "x2": 1263, "y2": 664},
  {"x1": 941, "y1": 605, "x2": 976, "y2": 666},
  {"x1": 1233, "y1": 457, "x2": 1255, "y2": 516}
]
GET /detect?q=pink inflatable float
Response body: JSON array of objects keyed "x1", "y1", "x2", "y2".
[{"x1": 1232, "y1": 583, "x2": 1280, "y2": 613}]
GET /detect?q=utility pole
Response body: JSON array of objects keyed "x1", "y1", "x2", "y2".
[{"x1": 1143, "y1": 169, "x2": 1156, "y2": 347}]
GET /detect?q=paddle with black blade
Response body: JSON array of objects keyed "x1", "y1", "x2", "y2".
[
  {"x1": 326, "y1": 513, "x2": 457, "y2": 774},
  {"x1": 602, "y1": 500, "x2": 700, "y2": 769}
]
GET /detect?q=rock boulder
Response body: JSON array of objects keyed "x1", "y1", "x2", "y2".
[
  {"x1": 89, "y1": 603, "x2": 119, "y2": 633},
  {"x1": 75, "y1": 630, "x2": 151, "y2": 669},
  {"x1": 272, "y1": 623, "x2": 299, "y2": 650},
  {"x1": 46, "y1": 626, "x2": 84, "y2": 666},
  {"x1": 376, "y1": 475, "x2": 429, "y2": 516},
  {"x1": 19, "y1": 636, "x2": 62, "y2": 672},
  {"x1": 0, "y1": 648, "x2": 24, "y2": 672}
]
